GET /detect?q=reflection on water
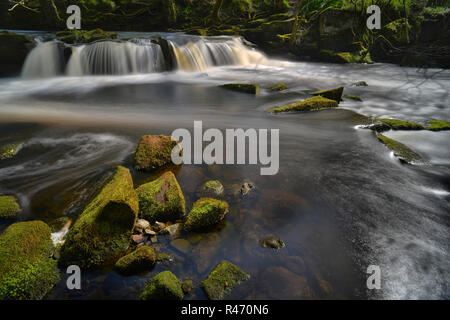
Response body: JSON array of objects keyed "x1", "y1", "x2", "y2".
[{"x1": 0, "y1": 33, "x2": 449, "y2": 300}]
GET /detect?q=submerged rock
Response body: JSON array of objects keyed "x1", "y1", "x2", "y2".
[
  {"x1": 260, "y1": 236, "x2": 285, "y2": 249},
  {"x1": 59, "y1": 166, "x2": 138, "y2": 269},
  {"x1": 140, "y1": 271, "x2": 184, "y2": 300},
  {"x1": 134, "y1": 135, "x2": 181, "y2": 171},
  {"x1": 181, "y1": 279, "x2": 193, "y2": 295},
  {"x1": 170, "y1": 238, "x2": 192, "y2": 254},
  {"x1": 267, "y1": 83, "x2": 288, "y2": 91},
  {"x1": 220, "y1": 83, "x2": 259, "y2": 95},
  {"x1": 376, "y1": 133, "x2": 423, "y2": 164},
  {"x1": 136, "y1": 171, "x2": 185, "y2": 222},
  {"x1": 312, "y1": 86, "x2": 344, "y2": 102},
  {"x1": 196, "y1": 180, "x2": 224, "y2": 198},
  {"x1": 269, "y1": 96, "x2": 338, "y2": 113},
  {"x1": 352, "y1": 81, "x2": 368, "y2": 87},
  {"x1": 114, "y1": 246, "x2": 156, "y2": 275},
  {"x1": 0, "y1": 221, "x2": 60, "y2": 299},
  {"x1": 0, "y1": 195, "x2": 21, "y2": 219},
  {"x1": 425, "y1": 120, "x2": 450, "y2": 131},
  {"x1": 378, "y1": 118, "x2": 424, "y2": 130},
  {"x1": 56, "y1": 28, "x2": 118, "y2": 44},
  {"x1": 202, "y1": 261, "x2": 249, "y2": 300},
  {"x1": 184, "y1": 198, "x2": 229, "y2": 232},
  {"x1": 344, "y1": 94, "x2": 362, "y2": 102}
]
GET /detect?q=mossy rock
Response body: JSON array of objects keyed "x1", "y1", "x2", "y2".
[
  {"x1": 219, "y1": 83, "x2": 259, "y2": 95},
  {"x1": 202, "y1": 261, "x2": 249, "y2": 300},
  {"x1": 136, "y1": 171, "x2": 185, "y2": 222},
  {"x1": 319, "y1": 50, "x2": 372, "y2": 64},
  {"x1": 260, "y1": 236, "x2": 285, "y2": 249},
  {"x1": 376, "y1": 133, "x2": 423, "y2": 164},
  {"x1": 140, "y1": 271, "x2": 184, "y2": 300},
  {"x1": 0, "y1": 195, "x2": 21, "y2": 219},
  {"x1": 0, "y1": 141, "x2": 24, "y2": 160},
  {"x1": 312, "y1": 86, "x2": 344, "y2": 102},
  {"x1": 181, "y1": 279, "x2": 193, "y2": 294},
  {"x1": 114, "y1": 246, "x2": 156, "y2": 275},
  {"x1": 196, "y1": 180, "x2": 224, "y2": 198},
  {"x1": 344, "y1": 94, "x2": 362, "y2": 102},
  {"x1": 269, "y1": 96, "x2": 338, "y2": 113},
  {"x1": 56, "y1": 29, "x2": 118, "y2": 44},
  {"x1": 184, "y1": 198, "x2": 229, "y2": 232},
  {"x1": 48, "y1": 216, "x2": 70, "y2": 232},
  {"x1": 59, "y1": 166, "x2": 138, "y2": 269},
  {"x1": 378, "y1": 119, "x2": 424, "y2": 130},
  {"x1": 384, "y1": 18, "x2": 411, "y2": 44},
  {"x1": 352, "y1": 81, "x2": 368, "y2": 87},
  {"x1": 134, "y1": 135, "x2": 181, "y2": 171},
  {"x1": 425, "y1": 120, "x2": 450, "y2": 131},
  {"x1": 267, "y1": 83, "x2": 288, "y2": 91},
  {"x1": 0, "y1": 221, "x2": 60, "y2": 300}
]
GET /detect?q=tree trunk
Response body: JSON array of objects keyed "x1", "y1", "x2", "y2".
[
  {"x1": 403, "y1": 0, "x2": 410, "y2": 44},
  {"x1": 210, "y1": 0, "x2": 225, "y2": 21}
]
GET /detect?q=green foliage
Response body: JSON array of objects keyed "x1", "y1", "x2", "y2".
[{"x1": 0, "y1": 221, "x2": 60, "y2": 300}]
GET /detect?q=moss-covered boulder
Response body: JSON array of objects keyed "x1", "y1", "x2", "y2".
[
  {"x1": 385, "y1": 18, "x2": 411, "y2": 44},
  {"x1": 140, "y1": 271, "x2": 184, "y2": 300},
  {"x1": 184, "y1": 198, "x2": 229, "y2": 232},
  {"x1": 0, "y1": 195, "x2": 21, "y2": 219},
  {"x1": 376, "y1": 133, "x2": 423, "y2": 164},
  {"x1": 219, "y1": 83, "x2": 259, "y2": 95},
  {"x1": 196, "y1": 180, "x2": 224, "y2": 198},
  {"x1": 114, "y1": 246, "x2": 156, "y2": 275},
  {"x1": 56, "y1": 29, "x2": 118, "y2": 44},
  {"x1": 0, "y1": 221, "x2": 60, "y2": 300},
  {"x1": 59, "y1": 166, "x2": 138, "y2": 269},
  {"x1": 202, "y1": 261, "x2": 249, "y2": 300},
  {"x1": 269, "y1": 96, "x2": 338, "y2": 113},
  {"x1": 312, "y1": 87, "x2": 344, "y2": 102},
  {"x1": 134, "y1": 135, "x2": 180, "y2": 171},
  {"x1": 378, "y1": 119, "x2": 424, "y2": 130},
  {"x1": 136, "y1": 171, "x2": 185, "y2": 222},
  {"x1": 425, "y1": 120, "x2": 450, "y2": 131},
  {"x1": 267, "y1": 83, "x2": 288, "y2": 91}
]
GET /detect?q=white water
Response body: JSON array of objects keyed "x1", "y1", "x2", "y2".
[{"x1": 22, "y1": 41, "x2": 64, "y2": 78}]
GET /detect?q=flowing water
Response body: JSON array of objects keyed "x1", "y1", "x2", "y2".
[{"x1": 0, "y1": 31, "x2": 449, "y2": 300}]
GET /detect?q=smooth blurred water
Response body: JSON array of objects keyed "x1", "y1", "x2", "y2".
[{"x1": 0, "y1": 32, "x2": 449, "y2": 300}]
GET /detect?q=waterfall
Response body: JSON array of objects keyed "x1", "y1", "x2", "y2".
[
  {"x1": 22, "y1": 41, "x2": 65, "y2": 78},
  {"x1": 21, "y1": 35, "x2": 269, "y2": 77}
]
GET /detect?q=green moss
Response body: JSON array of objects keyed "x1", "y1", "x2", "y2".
[
  {"x1": 140, "y1": 271, "x2": 184, "y2": 300},
  {"x1": 267, "y1": 83, "x2": 288, "y2": 91},
  {"x1": 269, "y1": 96, "x2": 338, "y2": 113},
  {"x1": 184, "y1": 198, "x2": 229, "y2": 232},
  {"x1": 385, "y1": 18, "x2": 411, "y2": 44},
  {"x1": 48, "y1": 216, "x2": 70, "y2": 232},
  {"x1": 425, "y1": 120, "x2": 450, "y2": 131},
  {"x1": 0, "y1": 195, "x2": 21, "y2": 219},
  {"x1": 156, "y1": 252, "x2": 173, "y2": 262},
  {"x1": 56, "y1": 28, "x2": 118, "y2": 44},
  {"x1": 114, "y1": 246, "x2": 156, "y2": 275},
  {"x1": 181, "y1": 279, "x2": 193, "y2": 294},
  {"x1": 0, "y1": 142, "x2": 23, "y2": 160},
  {"x1": 220, "y1": 83, "x2": 259, "y2": 95},
  {"x1": 378, "y1": 118, "x2": 424, "y2": 130},
  {"x1": 0, "y1": 221, "x2": 60, "y2": 300},
  {"x1": 59, "y1": 166, "x2": 138, "y2": 269},
  {"x1": 376, "y1": 133, "x2": 423, "y2": 164},
  {"x1": 313, "y1": 86, "x2": 344, "y2": 102},
  {"x1": 197, "y1": 180, "x2": 224, "y2": 198},
  {"x1": 134, "y1": 135, "x2": 180, "y2": 171},
  {"x1": 344, "y1": 94, "x2": 363, "y2": 102},
  {"x1": 202, "y1": 261, "x2": 249, "y2": 300},
  {"x1": 319, "y1": 50, "x2": 372, "y2": 64},
  {"x1": 136, "y1": 171, "x2": 185, "y2": 222}
]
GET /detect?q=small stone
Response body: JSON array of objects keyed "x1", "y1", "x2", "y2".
[
  {"x1": 260, "y1": 237, "x2": 285, "y2": 249},
  {"x1": 196, "y1": 180, "x2": 225, "y2": 198},
  {"x1": 135, "y1": 219, "x2": 150, "y2": 234},
  {"x1": 132, "y1": 234, "x2": 146, "y2": 244},
  {"x1": 352, "y1": 81, "x2": 368, "y2": 87},
  {"x1": 154, "y1": 221, "x2": 166, "y2": 231},
  {"x1": 144, "y1": 227, "x2": 157, "y2": 236},
  {"x1": 160, "y1": 223, "x2": 182, "y2": 238},
  {"x1": 150, "y1": 236, "x2": 158, "y2": 243}
]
